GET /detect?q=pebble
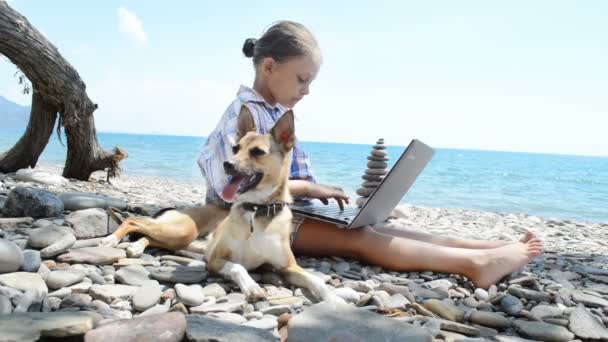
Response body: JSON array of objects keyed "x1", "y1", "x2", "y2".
[
  {"x1": 132, "y1": 280, "x2": 161, "y2": 312},
  {"x1": 500, "y1": 295, "x2": 524, "y2": 315},
  {"x1": 21, "y1": 250, "x2": 41, "y2": 272},
  {"x1": 513, "y1": 320, "x2": 574, "y2": 342},
  {"x1": 46, "y1": 269, "x2": 86, "y2": 289},
  {"x1": 0, "y1": 239, "x2": 23, "y2": 273},
  {"x1": 175, "y1": 283, "x2": 206, "y2": 306}
]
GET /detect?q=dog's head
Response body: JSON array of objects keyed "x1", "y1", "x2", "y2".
[{"x1": 221, "y1": 105, "x2": 295, "y2": 203}]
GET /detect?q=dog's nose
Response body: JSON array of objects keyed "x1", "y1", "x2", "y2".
[{"x1": 223, "y1": 161, "x2": 236, "y2": 173}]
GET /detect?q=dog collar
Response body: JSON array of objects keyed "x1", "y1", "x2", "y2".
[
  {"x1": 241, "y1": 202, "x2": 286, "y2": 217},
  {"x1": 241, "y1": 202, "x2": 286, "y2": 233}
]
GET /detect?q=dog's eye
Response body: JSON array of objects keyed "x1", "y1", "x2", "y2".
[
  {"x1": 232, "y1": 145, "x2": 240, "y2": 154},
  {"x1": 249, "y1": 147, "x2": 265, "y2": 157}
]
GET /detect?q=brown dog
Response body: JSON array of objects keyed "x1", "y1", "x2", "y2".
[{"x1": 101, "y1": 105, "x2": 339, "y2": 303}]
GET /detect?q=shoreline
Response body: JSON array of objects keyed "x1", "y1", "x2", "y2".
[{"x1": 2, "y1": 164, "x2": 607, "y2": 256}]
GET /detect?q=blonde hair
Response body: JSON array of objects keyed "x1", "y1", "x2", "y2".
[{"x1": 242, "y1": 20, "x2": 321, "y2": 66}]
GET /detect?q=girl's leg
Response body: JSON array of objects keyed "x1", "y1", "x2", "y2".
[
  {"x1": 371, "y1": 225, "x2": 536, "y2": 249},
  {"x1": 291, "y1": 218, "x2": 542, "y2": 288}
]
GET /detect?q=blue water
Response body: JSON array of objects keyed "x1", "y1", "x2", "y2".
[{"x1": 1, "y1": 129, "x2": 606, "y2": 223}]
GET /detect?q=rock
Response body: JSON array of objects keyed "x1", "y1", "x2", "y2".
[
  {"x1": 568, "y1": 303, "x2": 608, "y2": 339},
  {"x1": 437, "y1": 319, "x2": 480, "y2": 336},
  {"x1": 13, "y1": 168, "x2": 68, "y2": 186},
  {"x1": 365, "y1": 168, "x2": 388, "y2": 175},
  {"x1": 0, "y1": 271, "x2": 48, "y2": 293},
  {"x1": 61, "y1": 293, "x2": 93, "y2": 308},
  {"x1": 241, "y1": 317, "x2": 277, "y2": 330},
  {"x1": 40, "y1": 233, "x2": 76, "y2": 258},
  {"x1": 571, "y1": 290, "x2": 608, "y2": 308},
  {"x1": 0, "y1": 217, "x2": 34, "y2": 229},
  {"x1": 27, "y1": 225, "x2": 74, "y2": 249},
  {"x1": 424, "y1": 299, "x2": 464, "y2": 322},
  {"x1": 0, "y1": 238, "x2": 23, "y2": 273},
  {"x1": 500, "y1": 295, "x2": 524, "y2": 315},
  {"x1": 260, "y1": 304, "x2": 291, "y2": 316},
  {"x1": 133, "y1": 280, "x2": 161, "y2": 312},
  {"x1": 0, "y1": 311, "x2": 94, "y2": 341},
  {"x1": 334, "y1": 287, "x2": 361, "y2": 303},
  {"x1": 371, "y1": 150, "x2": 387, "y2": 157},
  {"x1": 89, "y1": 284, "x2": 138, "y2": 303},
  {"x1": 57, "y1": 247, "x2": 126, "y2": 265},
  {"x1": 287, "y1": 302, "x2": 432, "y2": 342},
  {"x1": 474, "y1": 288, "x2": 489, "y2": 301},
  {"x1": 190, "y1": 300, "x2": 247, "y2": 314},
  {"x1": 21, "y1": 250, "x2": 41, "y2": 272},
  {"x1": 469, "y1": 311, "x2": 511, "y2": 330},
  {"x1": 367, "y1": 161, "x2": 387, "y2": 168},
  {"x1": 332, "y1": 261, "x2": 350, "y2": 273},
  {"x1": 175, "y1": 283, "x2": 206, "y2": 307},
  {"x1": 206, "y1": 312, "x2": 248, "y2": 325},
  {"x1": 356, "y1": 188, "x2": 374, "y2": 197},
  {"x1": 59, "y1": 192, "x2": 128, "y2": 211},
  {"x1": 384, "y1": 293, "x2": 411, "y2": 309},
  {"x1": 147, "y1": 265, "x2": 207, "y2": 284},
  {"x1": 379, "y1": 283, "x2": 416, "y2": 303},
  {"x1": 508, "y1": 286, "x2": 553, "y2": 302},
  {"x1": 185, "y1": 315, "x2": 277, "y2": 342},
  {"x1": 84, "y1": 312, "x2": 186, "y2": 342},
  {"x1": 201, "y1": 283, "x2": 227, "y2": 299},
  {"x1": 46, "y1": 269, "x2": 86, "y2": 289},
  {"x1": 65, "y1": 208, "x2": 119, "y2": 239},
  {"x1": 114, "y1": 264, "x2": 151, "y2": 286},
  {"x1": 48, "y1": 287, "x2": 72, "y2": 298},
  {"x1": 0, "y1": 294, "x2": 12, "y2": 314},
  {"x1": 361, "y1": 174, "x2": 385, "y2": 181},
  {"x1": 140, "y1": 300, "x2": 171, "y2": 317},
  {"x1": 513, "y1": 320, "x2": 574, "y2": 342},
  {"x1": 530, "y1": 305, "x2": 564, "y2": 318},
  {"x1": 2, "y1": 186, "x2": 64, "y2": 218}
]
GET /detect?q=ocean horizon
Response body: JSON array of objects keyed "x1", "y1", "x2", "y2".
[{"x1": 1, "y1": 128, "x2": 606, "y2": 224}]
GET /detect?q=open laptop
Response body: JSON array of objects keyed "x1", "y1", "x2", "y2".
[{"x1": 290, "y1": 139, "x2": 434, "y2": 228}]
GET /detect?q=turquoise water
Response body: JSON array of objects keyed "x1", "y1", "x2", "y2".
[{"x1": 1, "y1": 129, "x2": 606, "y2": 223}]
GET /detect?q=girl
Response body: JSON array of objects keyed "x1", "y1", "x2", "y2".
[{"x1": 198, "y1": 20, "x2": 543, "y2": 289}]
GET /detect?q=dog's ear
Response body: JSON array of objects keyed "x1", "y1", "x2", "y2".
[
  {"x1": 271, "y1": 110, "x2": 295, "y2": 152},
  {"x1": 237, "y1": 105, "x2": 256, "y2": 141}
]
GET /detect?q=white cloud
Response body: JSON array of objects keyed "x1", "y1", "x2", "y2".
[{"x1": 118, "y1": 7, "x2": 148, "y2": 45}]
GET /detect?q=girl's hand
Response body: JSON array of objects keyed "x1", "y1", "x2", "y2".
[{"x1": 307, "y1": 183, "x2": 350, "y2": 210}]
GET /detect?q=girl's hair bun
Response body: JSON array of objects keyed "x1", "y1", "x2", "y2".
[{"x1": 242, "y1": 38, "x2": 257, "y2": 58}]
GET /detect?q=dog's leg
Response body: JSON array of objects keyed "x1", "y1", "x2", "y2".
[
  {"x1": 100, "y1": 217, "x2": 155, "y2": 247},
  {"x1": 281, "y1": 264, "x2": 341, "y2": 303},
  {"x1": 208, "y1": 258, "x2": 266, "y2": 302}
]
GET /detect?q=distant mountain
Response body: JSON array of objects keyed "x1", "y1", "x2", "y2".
[{"x1": 0, "y1": 96, "x2": 30, "y2": 129}]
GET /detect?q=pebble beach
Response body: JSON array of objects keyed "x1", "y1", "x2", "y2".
[{"x1": 1, "y1": 164, "x2": 607, "y2": 341}]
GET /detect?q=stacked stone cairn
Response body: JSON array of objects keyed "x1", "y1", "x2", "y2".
[{"x1": 356, "y1": 139, "x2": 388, "y2": 207}]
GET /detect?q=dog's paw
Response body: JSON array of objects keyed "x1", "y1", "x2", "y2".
[
  {"x1": 243, "y1": 283, "x2": 266, "y2": 302},
  {"x1": 99, "y1": 234, "x2": 120, "y2": 248},
  {"x1": 126, "y1": 240, "x2": 146, "y2": 257}
]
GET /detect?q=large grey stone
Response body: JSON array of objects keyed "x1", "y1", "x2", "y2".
[
  {"x1": 57, "y1": 246, "x2": 126, "y2": 265},
  {"x1": 568, "y1": 303, "x2": 608, "y2": 340},
  {"x1": 65, "y1": 208, "x2": 119, "y2": 239},
  {"x1": 0, "y1": 311, "x2": 94, "y2": 342},
  {"x1": 27, "y1": 225, "x2": 74, "y2": 249},
  {"x1": 0, "y1": 271, "x2": 48, "y2": 293},
  {"x1": 0, "y1": 238, "x2": 23, "y2": 273},
  {"x1": 115, "y1": 264, "x2": 151, "y2": 286},
  {"x1": 13, "y1": 169, "x2": 68, "y2": 186},
  {"x1": 59, "y1": 192, "x2": 128, "y2": 211},
  {"x1": 89, "y1": 284, "x2": 138, "y2": 303},
  {"x1": 132, "y1": 280, "x2": 161, "y2": 312},
  {"x1": 513, "y1": 320, "x2": 574, "y2": 342},
  {"x1": 571, "y1": 290, "x2": 608, "y2": 308},
  {"x1": 2, "y1": 186, "x2": 64, "y2": 219},
  {"x1": 147, "y1": 265, "x2": 207, "y2": 284},
  {"x1": 287, "y1": 302, "x2": 432, "y2": 342},
  {"x1": 84, "y1": 312, "x2": 186, "y2": 342},
  {"x1": 185, "y1": 315, "x2": 277, "y2": 342},
  {"x1": 46, "y1": 269, "x2": 86, "y2": 289},
  {"x1": 21, "y1": 250, "x2": 41, "y2": 272}
]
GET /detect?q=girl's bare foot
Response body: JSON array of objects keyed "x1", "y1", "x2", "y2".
[
  {"x1": 469, "y1": 238, "x2": 543, "y2": 289},
  {"x1": 519, "y1": 230, "x2": 536, "y2": 243}
]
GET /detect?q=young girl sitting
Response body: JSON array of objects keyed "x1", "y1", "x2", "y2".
[{"x1": 198, "y1": 20, "x2": 543, "y2": 289}]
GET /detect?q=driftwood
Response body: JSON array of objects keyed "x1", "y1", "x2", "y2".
[{"x1": 0, "y1": 1, "x2": 126, "y2": 180}]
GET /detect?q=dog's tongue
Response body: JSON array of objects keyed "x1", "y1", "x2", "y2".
[{"x1": 222, "y1": 175, "x2": 244, "y2": 201}]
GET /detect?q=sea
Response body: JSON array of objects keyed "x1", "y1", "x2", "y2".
[{"x1": 1, "y1": 129, "x2": 606, "y2": 224}]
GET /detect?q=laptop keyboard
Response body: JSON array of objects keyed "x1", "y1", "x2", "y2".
[{"x1": 290, "y1": 202, "x2": 360, "y2": 222}]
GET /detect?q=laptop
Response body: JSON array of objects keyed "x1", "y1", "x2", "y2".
[{"x1": 290, "y1": 139, "x2": 434, "y2": 228}]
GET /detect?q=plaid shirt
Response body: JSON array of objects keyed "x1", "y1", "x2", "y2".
[{"x1": 198, "y1": 85, "x2": 316, "y2": 205}]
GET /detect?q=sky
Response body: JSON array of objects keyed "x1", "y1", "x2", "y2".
[{"x1": 1, "y1": 0, "x2": 607, "y2": 157}]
